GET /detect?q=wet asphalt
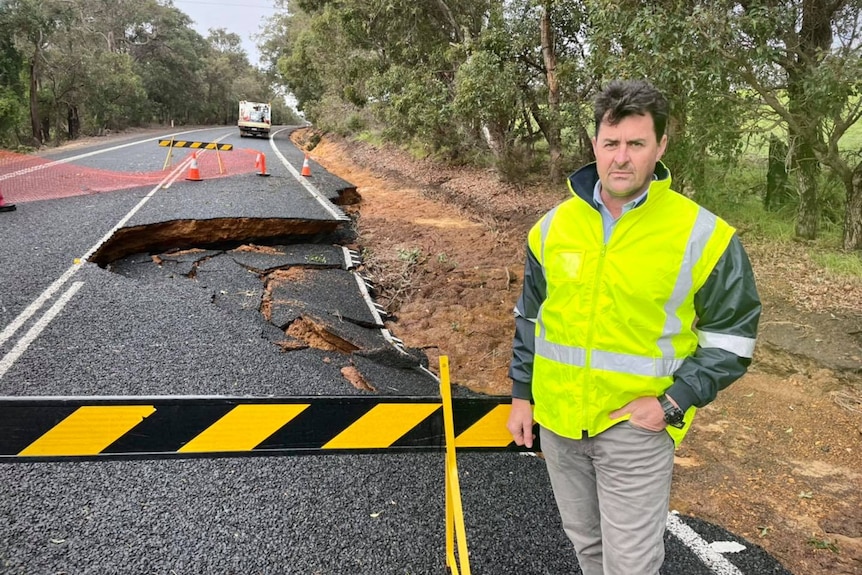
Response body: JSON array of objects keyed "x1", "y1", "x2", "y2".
[{"x1": 0, "y1": 127, "x2": 791, "y2": 574}]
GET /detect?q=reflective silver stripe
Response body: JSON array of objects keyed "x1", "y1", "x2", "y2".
[
  {"x1": 658, "y1": 208, "x2": 717, "y2": 355},
  {"x1": 537, "y1": 206, "x2": 558, "y2": 264},
  {"x1": 698, "y1": 330, "x2": 756, "y2": 358},
  {"x1": 536, "y1": 336, "x2": 682, "y2": 377},
  {"x1": 592, "y1": 349, "x2": 683, "y2": 377},
  {"x1": 514, "y1": 306, "x2": 537, "y2": 323},
  {"x1": 535, "y1": 206, "x2": 559, "y2": 342},
  {"x1": 535, "y1": 337, "x2": 587, "y2": 367}
]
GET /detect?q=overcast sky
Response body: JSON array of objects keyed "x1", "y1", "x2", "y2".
[{"x1": 172, "y1": 0, "x2": 278, "y2": 67}]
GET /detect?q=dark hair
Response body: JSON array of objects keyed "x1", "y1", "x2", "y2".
[{"x1": 594, "y1": 80, "x2": 669, "y2": 140}]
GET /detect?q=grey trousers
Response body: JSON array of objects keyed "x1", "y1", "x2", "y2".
[{"x1": 540, "y1": 423, "x2": 675, "y2": 575}]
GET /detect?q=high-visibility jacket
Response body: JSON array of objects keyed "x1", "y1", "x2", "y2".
[{"x1": 509, "y1": 162, "x2": 761, "y2": 446}]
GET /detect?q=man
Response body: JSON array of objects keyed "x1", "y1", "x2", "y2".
[{"x1": 506, "y1": 79, "x2": 761, "y2": 575}]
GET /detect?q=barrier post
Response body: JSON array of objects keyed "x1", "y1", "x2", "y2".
[
  {"x1": 162, "y1": 136, "x2": 175, "y2": 170},
  {"x1": 216, "y1": 148, "x2": 225, "y2": 175},
  {"x1": 440, "y1": 355, "x2": 471, "y2": 575}
]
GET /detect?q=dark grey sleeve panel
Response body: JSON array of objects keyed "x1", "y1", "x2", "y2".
[
  {"x1": 694, "y1": 235, "x2": 761, "y2": 341},
  {"x1": 669, "y1": 236, "x2": 762, "y2": 412},
  {"x1": 510, "y1": 314, "x2": 536, "y2": 400},
  {"x1": 508, "y1": 247, "x2": 545, "y2": 398},
  {"x1": 667, "y1": 347, "x2": 753, "y2": 412}
]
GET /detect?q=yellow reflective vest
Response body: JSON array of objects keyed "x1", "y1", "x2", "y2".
[{"x1": 527, "y1": 168, "x2": 735, "y2": 445}]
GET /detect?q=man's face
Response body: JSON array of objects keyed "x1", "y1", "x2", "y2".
[{"x1": 592, "y1": 112, "x2": 668, "y2": 200}]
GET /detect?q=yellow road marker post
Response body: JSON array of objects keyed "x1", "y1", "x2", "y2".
[{"x1": 440, "y1": 355, "x2": 471, "y2": 575}]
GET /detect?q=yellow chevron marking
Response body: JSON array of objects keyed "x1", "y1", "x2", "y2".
[
  {"x1": 19, "y1": 406, "x2": 156, "y2": 456},
  {"x1": 323, "y1": 403, "x2": 440, "y2": 449},
  {"x1": 178, "y1": 404, "x2": 310, "y2": 453},
  {"x1": 158, "y1": 140, "x2": 231, "y2": 150},
  {"x1": 455, "y1": 404, "x2": 513, "y2": 448}
]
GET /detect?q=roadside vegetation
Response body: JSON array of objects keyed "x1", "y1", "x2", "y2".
[
  {"x1": 2, "y1": 0, "x2": 861, "y2": 264},
  {"x1": 0, "y1": 0, "x2": 302, "y2": 149}
]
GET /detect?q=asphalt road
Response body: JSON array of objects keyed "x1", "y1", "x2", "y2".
[{"x1": 0, "y1": 127, "x2": 792, "y2": 574}]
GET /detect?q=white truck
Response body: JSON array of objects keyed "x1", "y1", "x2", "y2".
[{"x1": 238, "y1": 100, "x2": 271, "y2": 138}]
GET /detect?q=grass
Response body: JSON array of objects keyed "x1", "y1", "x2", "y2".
[{"x1": 695, "y1": 157, "x2": 862, "y2": 280}]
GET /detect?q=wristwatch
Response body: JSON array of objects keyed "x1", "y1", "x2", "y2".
[{"x1": 658, "y1": 394, "x2": 685, "y2": 429}]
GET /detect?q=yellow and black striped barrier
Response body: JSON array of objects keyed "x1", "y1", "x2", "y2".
[
  {"x1": 0, "y1": 357, "x2": 516, "y2": 573},
  {"x1": 159, "y1": 137, "x2": 232, "y2": 172},
  {"x1": 158, "y1": 139, "x2": 233, "y2": 151},
  {"x1": 0, "y1": 394, "x2": 533, "y2": 462}
]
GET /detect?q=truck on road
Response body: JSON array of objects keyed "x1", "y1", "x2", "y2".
[{"x1": 238, "y1": 101, "x2": 271, "y2": 138}]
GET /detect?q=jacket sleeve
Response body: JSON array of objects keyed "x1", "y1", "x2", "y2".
[
  {"x1": 666, "y1": 235, "x2": 761, "y2": 412},
  {"x1": 509, "y1": 246, "x2": 546, "y2": 400}
]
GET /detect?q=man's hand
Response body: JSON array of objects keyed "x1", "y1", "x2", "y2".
[
  {"x1": 609, "y1": 395, "x2": 671, "y2": 432},
  {"x1": 507, "y1": 398, "x2": 536, "y2": 448}
]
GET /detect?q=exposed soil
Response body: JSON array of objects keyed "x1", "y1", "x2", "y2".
[{"x1": 292, "y1": 129, "x2": 862, "y2": 575}]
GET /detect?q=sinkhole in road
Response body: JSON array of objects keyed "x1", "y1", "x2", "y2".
[{"x1": 100, "y1": 224, "x2": 428, "y2": 392}]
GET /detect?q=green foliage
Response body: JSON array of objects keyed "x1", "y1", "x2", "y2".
[
  {"x1": 0, "y1": 0, "x2": 286, "y2": 146},
  {"x1": 585, "y1": 0, "x2": 747, "y2": 192},
  {"x1": 453, "y1": 51, "x2": 520, "y2": 129},
  {"x1": 807, "y1": 537, "x2": 840, "y2": 553},
  {"x1": 367, "y1": 65, "x2": 458, "y2": 151},
  {"x1": 0, "y1": 86, "x2": 26, "y2": 146},
  {"x1": 306, "y1": 93, "x2": 370, "y2": 136},
  {"x1": 693, "y1": 159, "x2": 794, "y2": 239}
]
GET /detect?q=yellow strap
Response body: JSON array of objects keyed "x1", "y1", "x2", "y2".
[{"x1": 440, "y1": 355, "x2": 471, "y2": 575}]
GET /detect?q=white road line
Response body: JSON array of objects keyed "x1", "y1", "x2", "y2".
[
  {"x1": 0, "y1": 266, "x2": 80, "y2": 348},
  {"x1": 0, "y1": 146, "x2": 192, "y2": 374},
  {"x1": 268, "y1": 128, "x2": 350, "y2": 221},
  {"x1": 0, "y1": 281, "x2": 84, "y2": 379},
  {"x1": 666, "y1": 512, "x2": 745, "y2": 575}
]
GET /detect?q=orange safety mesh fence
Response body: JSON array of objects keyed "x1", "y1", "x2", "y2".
[{"x1": 0, "y1": 148, "x2": 260, "y2": 204}]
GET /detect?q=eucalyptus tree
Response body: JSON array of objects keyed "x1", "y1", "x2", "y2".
[
  {"x1": 520, "y1": 0, "x2": 594, "y2": 177},
  {"x1": 0, "y1": 14, "x2": 27, "y2": 145},
  {"x1": 699, "y1": 0, "x2": 862, "y2": 249},
  {"x1": 36, "y1": 0, "x2": 151, "y2": 139},
  {"x1": 271, "y1": 5, "x2": 348, "y2": 126},
  {"x1": 0, "y1": 0, "x2": 75, "y2": 144},
  {"x1": 449, "y1": 0, "x2": 591, "y2": 181},
  {"x1": 274, "y1": 0, "x2": 492, "y2": 153},
  {"x1": 584, "y1": 0, "x2": 746, "y2": 195},
  {"x1": 126, "y1": 2, "x2": 208, "y2": 125},
  {"x1": 199, "y1": 29, "x2": 251, "y2": 124}
]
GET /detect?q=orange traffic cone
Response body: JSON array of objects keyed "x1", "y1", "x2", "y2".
[
  {"x1": 255, "y1": 152, "x2": 270, "y2": 177},
  {"x1": 301, "y1": 153, "x2": 312, "y2": 177},
  {"x1": 0, "y1": 188, "x2": 15, "y2": 212},
  {"x1": 186, "y1": 151, "x2": 202, "y2": 181}
]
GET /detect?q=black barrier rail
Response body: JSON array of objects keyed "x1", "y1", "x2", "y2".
[{"x1": 0, "y1": 394, "x2": 540, "y2": 462}]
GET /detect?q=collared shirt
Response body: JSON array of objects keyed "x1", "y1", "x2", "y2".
[{"x1": 592, "y1": 181, "x2": 649, "y2": 243}]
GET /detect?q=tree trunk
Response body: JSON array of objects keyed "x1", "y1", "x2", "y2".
[
  {"x1": 29, "y1": 59, "x2": 41, "y2": 145},
  {"x1": 765, "y1": 135, "x2": 789, "y2": 211},
  {"x1": 540, "y1": 4, "x2": 562, "y2": 182},
  {"x1": 785, "y1": 0, "x2": 837, "y2": 240},
  {"x1": 68, "y1": 105, "x2": 80, "y2": 140},
  {"x1": 793, "y1": 146, "x2": 820, "y2": 239},
  {"x1": 844, "y1": 160, "x2": 862, "y2": 250},
  {"x1": 787, "y1": 72, "x2": 821, "y2": 239}
]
